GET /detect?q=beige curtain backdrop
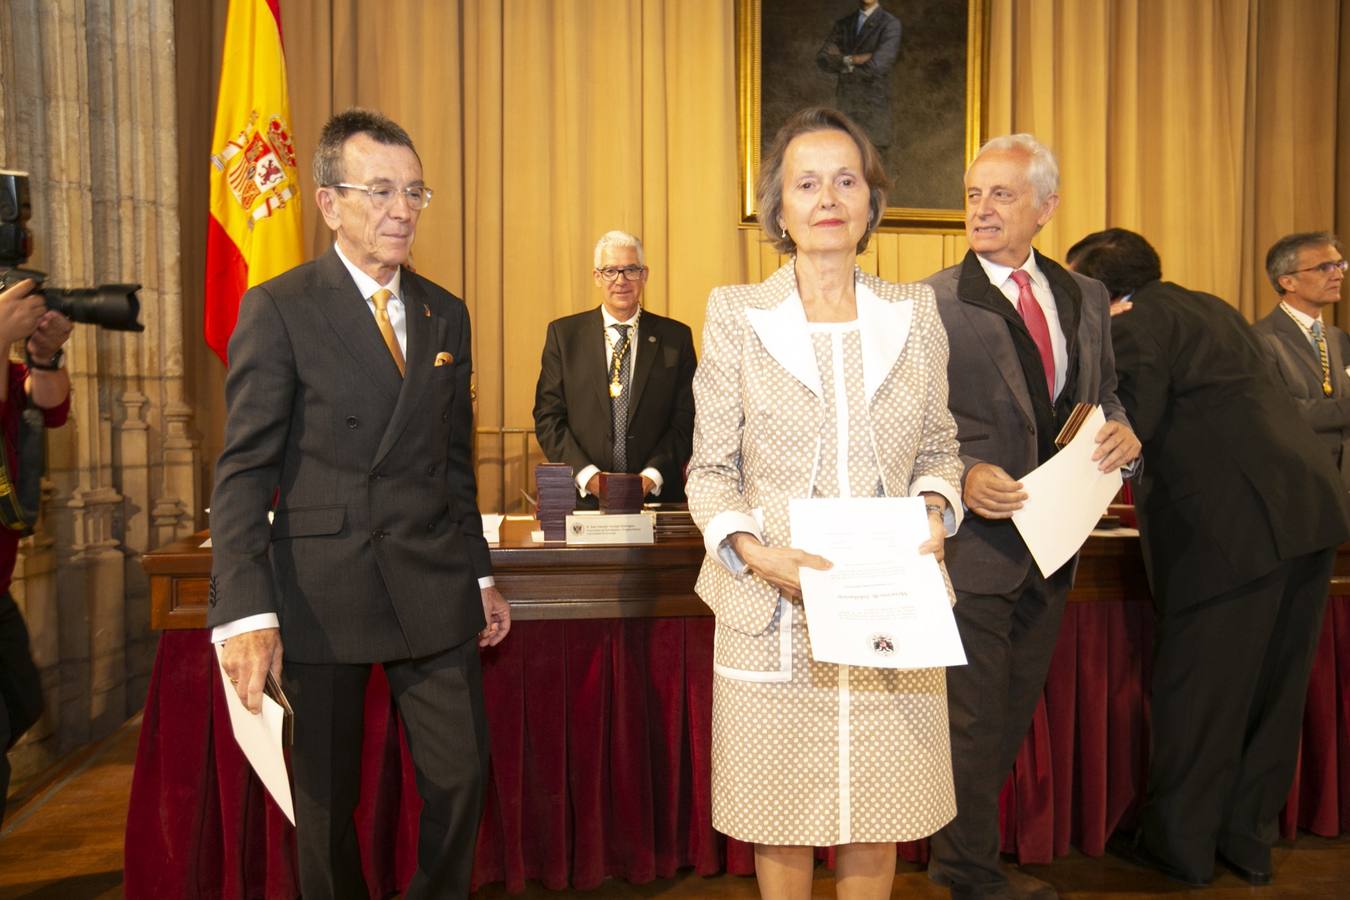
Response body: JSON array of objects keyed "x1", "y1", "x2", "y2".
[{"x1": 177, "y1": 0, "x2": 1350, "y2": 511}]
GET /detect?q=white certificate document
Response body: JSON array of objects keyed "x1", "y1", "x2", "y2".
[
  {"x1": 789, "y1": 496, "x2": 967, "y2": 669},
  {"x1": 216, "y1": 647, "x2": 295, "y2": 824},
  {"x1": 1012, "y1": 405, "x2": 1123, "y2": 578}
]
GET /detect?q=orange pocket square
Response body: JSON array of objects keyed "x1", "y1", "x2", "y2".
[{"x1": 434, "y1": 351, "x2": 454, "y2": 367}]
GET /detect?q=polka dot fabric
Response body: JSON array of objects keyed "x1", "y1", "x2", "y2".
[{"x1": 687, "y1": 261, "x2": 962, "y2": 845}]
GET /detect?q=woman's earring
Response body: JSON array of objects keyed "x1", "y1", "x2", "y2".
[{"x1": 780, "y1": 223, "x2": 787, "y2": 239}]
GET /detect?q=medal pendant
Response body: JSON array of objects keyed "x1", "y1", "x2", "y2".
[
  {"x1": 610, "y1": 381, "x2": 622, "y2": 398},
  {"x1": 1325, "y1": 382, "x2": 1335, "y2": 397}
]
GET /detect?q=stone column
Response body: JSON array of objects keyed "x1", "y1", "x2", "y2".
[{"x1": 0, "y1": 0, "x2": 199, "y2": 779}]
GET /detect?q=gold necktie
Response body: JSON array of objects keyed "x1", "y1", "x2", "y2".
[
  {"x1": 371, "y1": 288, "x2": 405, "y2": 377},
  {"x1": 1312, "y1": 319, "x2": 1333, "y2": 397}
]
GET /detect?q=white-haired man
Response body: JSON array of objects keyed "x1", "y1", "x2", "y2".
[
  {"x1": 533, "y1": 230, "x2": 697, "y2": 505},
  {"x1": 923, "y1": 135, "x2": 1140, "y2": 899}
]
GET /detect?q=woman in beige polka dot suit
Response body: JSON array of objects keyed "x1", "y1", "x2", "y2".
[{"x1": 687, "y1": 107, "x2": 965, "y2": 899}]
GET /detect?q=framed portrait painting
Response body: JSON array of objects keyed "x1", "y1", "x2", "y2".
[{"x1": 738, "y1": 0, "x2": 989, "y2": 232}]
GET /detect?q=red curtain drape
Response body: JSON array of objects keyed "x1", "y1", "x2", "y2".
[{"x1": 124, "y1": 597, "x2": 1350, "y2": 898}]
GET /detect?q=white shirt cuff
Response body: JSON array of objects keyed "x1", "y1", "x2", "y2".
[
  {"x1": 212, "y1": 612, "x2": 280, "y2": 644},
  {"x1": 575, "y1": 465, "x2": 600, "y2": 496},
  {"x1": 478, "y1": 576, "x2": 495, "y2": 589},
  {"x1": 703, "y1": 509, "x2": 765, "y2": 575},
  {"x1": 640, "y1": 467, "x2": 663, "y2": 495}
]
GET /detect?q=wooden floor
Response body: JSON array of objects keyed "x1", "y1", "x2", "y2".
[{"x1": 3, "y1": 715, "x2": 1350, "y2": 899}]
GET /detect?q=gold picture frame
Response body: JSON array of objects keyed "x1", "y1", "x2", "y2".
[{"x1": 738, "y1": 0, "x2": 989, "y2": 233}]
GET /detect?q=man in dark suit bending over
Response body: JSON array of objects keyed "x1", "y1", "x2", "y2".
[
  {"x1": 211, "y1": 109, "x2": 510, "y2": 899},
  {"x1": 1252, "y1": 232, "x2": 1350, "y2": 489},
  {"x1": 1068, "y1": 227, "x2": 1349, "y2": 887},
  {"x1": 925, "y1": 134, "x2": 1140, "y2": 900},
  {"x1": 533, "y1": 230, "x2": 697, "y2": 505}
]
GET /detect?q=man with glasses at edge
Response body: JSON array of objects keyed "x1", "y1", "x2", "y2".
[
  {"x1": 534, "y1": 230, "x2": 697, "y2": 506},
  {"x1": 1253, "y1": 232, "x2": 1350, "y2": 490},
  {"x1": 211, "y1": 108, "x2": 510, "y2": 899}
]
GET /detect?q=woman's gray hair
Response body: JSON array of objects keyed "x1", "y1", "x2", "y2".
[
  {"x1": 755, "y1": 107, "x2": 889, "y2": 256},
  {"x1": 970, "y1": 134, "x2": 1059, "y2": 206}
]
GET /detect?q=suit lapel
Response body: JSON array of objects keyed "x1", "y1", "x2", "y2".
[
  {"x1": 628, "y1": 314, "x2": 660, "y2": 413},
  {"x1": 313, "y1": 248, "x2": 404, "y2": 397},
  {"x1": 373, "y1": 271, "x2": 436, "y2": 467},
  {"x1": 745, "y1": 266, "x2": 822, "y2": 398},
  {"x1": 585, "y1": 308, "x2": 613, "y2": 410},
  {"x1": 1038, "y1": 251, "x2": 1081, "y2": 377},
  {"x1": 855, "y1": 278, "x2": 912, "y2": 404},
  {"x1": 1329, "y1": 324, "x2": 1350, "y2": 395},
  {"x1": 956, "y1": 251, "x2": 1036, "y2": 424},
  {"x1": 851, "y1": 11, "x2": 877, "y2": 49},
  {"x1": 1272, "y1": 308, "x2": 1323, "y2": 384}
]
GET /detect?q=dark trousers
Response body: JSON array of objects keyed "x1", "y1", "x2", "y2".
[
  {"x1": 1139, "y1": 548, "x2": 1334, "y2": 883},
  {"x1": 0, "y1": 591, "x2": 44, "y2": 823},
  {"x1": 929, "y1": 564, "x2": 1073, "y2": 896},
  {"x1": 283, "y1": 636, "x2": 490, "y2": 900}
]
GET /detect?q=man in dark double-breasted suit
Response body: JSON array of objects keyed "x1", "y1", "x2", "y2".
[
  {"x1": 1252, "y1": 231, "x2": 1350, "y2": 490},
  {"x1": 1069, "y1": 228, "x2": 1350, "y2": 887},
  {"x1": 210, "y1": 109, "x2": 510, "y2": 899},
  {"x1": 533, "y1": 230, "x2": 696, "y2": 506},
  {"x1": 925, "y1": 136, "x2": 1140, "y2": 900}
]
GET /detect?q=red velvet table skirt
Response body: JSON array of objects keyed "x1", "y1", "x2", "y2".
[{"x1": 124, "y1": 597, "x2": 1350, "y2": 898}]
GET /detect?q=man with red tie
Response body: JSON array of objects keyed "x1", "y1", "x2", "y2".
[{"x1": 923, "y1": 134, "x2": 1140, "y2": 900}]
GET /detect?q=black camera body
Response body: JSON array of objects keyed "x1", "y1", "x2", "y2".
[{"x1": 0, "y1": 169, "x2": 144, "y2": 332}]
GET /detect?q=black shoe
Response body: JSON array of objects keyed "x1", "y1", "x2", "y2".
[
  {"x1": 1216, "y1": 850, "x2": 1272, "y2": 886},
  {"x1": 1106, "y1": 830, "x2": 1210, "y2": 887},
  {"x1": 932, "y1": 867, "x2": 1057, "y2": 900},
  {"x1": 1005, "y1": 867, "x2": 1059, "y2": 900}
]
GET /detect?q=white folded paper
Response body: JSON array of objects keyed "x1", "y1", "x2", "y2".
[
  {"x1": 481, "y1": 513, "x2": 504, "y2": 544},
  {"x1": 789, "y1": 496, "x2": 967, "y2": 669},
  {"x1": 215, "y1": 647, "x2": 295, "y2": 824},
  {"x1": 1012, "y1": 405, "x2": 1123, "y2": 577}
]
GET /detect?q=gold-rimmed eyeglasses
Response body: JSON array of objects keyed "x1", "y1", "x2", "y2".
[
  {"x1": 1287, "y1": 259, "x2": 1349, "y2": 277},
  {"x1": 596, "y1": 265, "x2": 646, "y2": 282},
  {"x1": 326, "y1": 182, "x2": 433, "y2": 211}
]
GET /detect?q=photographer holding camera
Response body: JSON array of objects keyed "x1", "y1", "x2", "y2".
[{"x1": 0, "y1": 276, "x2": 71, "y2": 822}]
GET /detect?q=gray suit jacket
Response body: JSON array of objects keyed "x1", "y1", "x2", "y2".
[
  {"x1": 1251, "y1": 308, "x2": 1350, "y2": 490},
  {"x1": 207, "y1": 248, "x2": 491, "y2": 664},
  {"x1": 927, "y1": 250, "x2": 1128, "y2": 595}
]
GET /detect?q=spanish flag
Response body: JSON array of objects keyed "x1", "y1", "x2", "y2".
[{"x1": 204, "y1": 0, "x2": 304, "y2": 363}]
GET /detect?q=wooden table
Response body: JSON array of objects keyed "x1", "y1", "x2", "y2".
[{"x1": 145, "y1": 519, "x2": 1150, "y2": 629}]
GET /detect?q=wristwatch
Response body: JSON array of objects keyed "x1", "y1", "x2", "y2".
[{"x1": 25, "y1": 347, "x2": 64, "y2": 371}]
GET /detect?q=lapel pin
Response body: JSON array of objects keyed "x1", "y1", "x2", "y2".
[
  {"x1": 423, "y1": 303, "x2": 431, "y2": 318},
  {"x1": 647, "y1": 335, "x2": 655, "y2": 342}
]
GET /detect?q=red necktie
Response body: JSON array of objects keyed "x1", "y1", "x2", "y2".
[{"x1": 1011, "y1": 269, "x2": 1055, "y2": 398}]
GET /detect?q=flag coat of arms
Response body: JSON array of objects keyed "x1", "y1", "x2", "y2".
[{"x1": 205, "y1": 0, "x2": 303, "y2": 363}]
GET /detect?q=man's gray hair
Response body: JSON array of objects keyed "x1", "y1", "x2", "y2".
[
  {"x1": 1265, "y1": 231, "x2": 1344, "y2": 294},
  {"x1": 593, "y1": 230, "x2": 645, "y2": 268},
  {"x1": 970, "y1": 134, "x2": 1060, "y2": 206}
]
